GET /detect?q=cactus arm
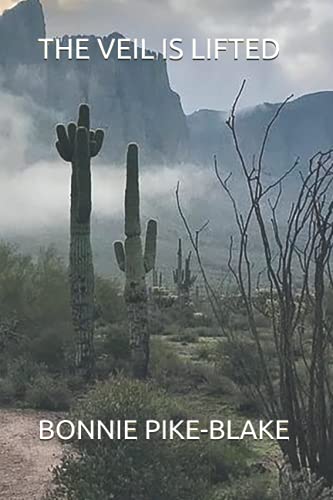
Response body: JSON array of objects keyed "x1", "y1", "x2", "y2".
[
  {"x1": 78, "y1": 103, "x2": 90, "y2": 129},
  {"x1": 125, "y1": 144, "x2": 141, "y2": 237},
  {"x1": 56, "y1": 124, "x2": 72, "y2": 161},
  {"x1": 91, "y1": 129, "x2": 105, "y2": 158},
  {"x1": 67, "y1": 122, "x2": 77, "y2": 144},
  {"x1": 56, "y1": 141, "x2": 68, "y2": 162},
  {"x1": 76, "y1": 127, "x2": 91, "y2": 224},
  {"x1": 144, "y1": 219, "x2": 157, "y2": 273},
  {"x1": 114, "y1": 241, "x2": 126, "y2": 272}
]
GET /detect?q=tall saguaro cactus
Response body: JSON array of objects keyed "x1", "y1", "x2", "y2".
[
  {"x1": 173, "y1": 238, "x2": 197, "y2": 306},
  {"x1": 114, "y1": 144, "x2": 157, "y2": 378},
  {"x1": 56, "y1": 104, "x2": 104, "y2": 379}
]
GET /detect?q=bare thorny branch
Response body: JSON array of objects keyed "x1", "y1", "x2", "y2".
[{"x1": 176, "y1": 80, "x2": 333, "y2": 481}]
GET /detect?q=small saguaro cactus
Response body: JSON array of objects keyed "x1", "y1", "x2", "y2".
[
  {"x1": 114, "y1": 144, "x2": 157, "y2": 378},
  {"x1": 152, "y1": 268, "x2": 163, "y2": 289},
  {"x1": 153, "y1": 268, "x2": 158, "y2": 288},
  {"x1": 173, "y1": 238, "x2": 197, "y2": 306},
  {"x1": 56, "y1": 104, "x2": 104, "y2": 379}
]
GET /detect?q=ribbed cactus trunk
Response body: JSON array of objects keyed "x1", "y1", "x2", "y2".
[
  {"x1": 69, "y1": 168, "x2": 95, "y2": 376},
  {"x1": 56, "y1": 105, "x2": 104, "y2": 379},
  {"x1": 114, "y1": 144, "x2": 157, "y2": 378}
]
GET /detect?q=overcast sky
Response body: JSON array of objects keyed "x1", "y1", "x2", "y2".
[{"x1": 1, "y1": 0, "x2": 332, "y2": 113}]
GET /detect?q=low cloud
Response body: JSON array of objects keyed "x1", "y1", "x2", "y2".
[{"x1": 0, "y1": 89, "x2": 213, "y2": 233}]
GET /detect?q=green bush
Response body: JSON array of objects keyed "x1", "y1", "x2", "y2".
[
  {"x1": 7, "y1": 356, "x2": 45, "y2": 399},
  {"x1": 28, "y1": 323, "x2": 74, "y2": 372},
  {"x1": 215, "y1": 336, "x2": 277, "y2": 388},
  {"x1": 0, "y1": 377, "x2": 15, "y2": 404},
  {"x1": 25, "y1": 374, "x2": 71, "y2": 411},
  {"x1": 195, "y1": 342, "x2": 215, "y2": 361},
  {"x1": 0, "y1": 244, "x2": 74, "y2": 375},
  {"x1": 150, "y1": 338, "x2": 198, "y2": 391},
  {"x1": 279, "y1": 464, "x2": 333, "y2": 499},
  {"x1": 95, "y1": 276, "x2": 126, "y2": 324},
  {"x1": 207, "y1": 441, "x2": 252, "y2": 484},
  {"x1": 48, "y1": 378, "x2": 209, "y2": 500},
  {"x1": 210, "y1": 474, "x2": 276, "y2": 500},
  {"x1": 95, "y1": 323, "x2": 131, "y2": 377},
  {"x1": 170, "y1": 327, "x2": 199, "y2": 343},
  {"x1": 96, "y1": 323, "x2": 130, "y2": 360}
]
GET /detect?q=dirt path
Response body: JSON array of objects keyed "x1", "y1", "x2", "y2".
[{"x1": 0, "y1": 409, "x2": 63, "y2": 500}]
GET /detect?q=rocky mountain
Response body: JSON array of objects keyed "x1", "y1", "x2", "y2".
[
  {"x1": 0, "y1": 0, "x2": 333, "y2": 170},
  {"x1": 188, "y1": 92, "x2": 333, "y2": 174},
  {"x1": 0, "y1": 0, "x2": 188, "y2": 164},
  {"x1": 0, "y1": 0, "x2": 45, "y2": 65}
]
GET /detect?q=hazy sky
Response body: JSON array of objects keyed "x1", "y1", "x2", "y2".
[{"x1": 1, "y1": 0, "x2": 333, "y2": 113}]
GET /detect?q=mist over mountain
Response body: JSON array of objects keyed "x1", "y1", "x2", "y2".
[
  {"x1": 0, "y1": 0, "x2": 188, "y2": 164},
  {"x1": 188, "y1": 92, "x2": 333, "y2": 174},
  {"x1": 0, "y1": 0, "x2": 333, "y2": 277},
  {"x1": 1, "y1": 0, "x2": 333, "y2": 169}
]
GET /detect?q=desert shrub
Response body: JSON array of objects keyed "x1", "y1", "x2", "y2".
[
  {"x1": 215, "y1": 336, "x2": 277, "y2": 387},
  {"x1": 162, "y1": 322, "x2": 182, "y2": 336},
  {"x1": 95, "y1": 323, "x2": 131, "y2": 377},
  {"x1": 195, "y1": 326, "x2": 217, "y2": 337},
  {"x1": 97, "y1": 323, "x2": 130, "y2": 360},
  {"x1": 170, "y1": 327, "x2": 199, "y2": 343},
  {"x1": 6, "y1": 356, "x2": 45, "y2": 398},
  {"x1": 150, "y1": 338, "x2": 193, "y2": 389},
  {"x1": 198, "y1": 365, "x2": 239, "y2": 396},
  {"x1": 210, "y1": 474, "x2": 276, "y2": 500},
  {"x1": 25, "y1": 374, "x2": 71, "y2": 411},
  {"x1": 95, "y1": 276, "x2": 126, "y2": 324},
  {"x1": 47, "y1": 377, "x2": 210, "y2": 500},
  {"x1": 279, "y1": 464, "x2": 333, "y2": 499},
  {"x1": 28, "y1": 322, "x2": 74, "y2": 372},
  {"x1": 66, "y1": 374, "x2": 86, "y2": 394},
  {"x1": 207, "y1": 441, "x2": 252, "y2": 483},
  {"x1": 195, "y1": 342, "x2": 215, "y2": 361},
  {"x1": 27, "y1": 247, "x2": 71, "y2": 327},
  {"x1": 0, "y1": 242, "x2": 34, "y2": 318},
  {"x1": 253, "y1": 311, "x2": 272, "y2": 329},
  {"x1": 0, "y1": 244, "x2": 74, "y2": 375},
  {"x1": 150, "y1": 339, "x2": 237, "y2": 393},
  {"x1": 0, "y1": 377, "x2": 15, "y2": 404},
  {"x1": 229, "y1": 313, "x2": 249, "y2": 331}
]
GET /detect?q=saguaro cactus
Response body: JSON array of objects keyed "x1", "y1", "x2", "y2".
[
  {"x1": 173, "y1": 238, "x2": 197, "y2": 306},
  {"x1": 114, "y1": 144, "x2": 157, "y2": 378},
  {"x1": 56, "y1": 104, "x2": 104, "y2": 379}
]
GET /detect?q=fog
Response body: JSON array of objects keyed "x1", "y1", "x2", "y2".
[{"x1": 0, "y1": 89, "x2": 217, "y2": 236}]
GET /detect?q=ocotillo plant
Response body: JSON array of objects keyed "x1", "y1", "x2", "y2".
[
  {"x1": 56, "y1": 104, "x2": 104, "y2": 379},
  {"x1": 173, "y1": 238, "x2": 197, "y2": 305},
  {"x1": 114, "y1": 144, "x2": 157, "y2": 378}
]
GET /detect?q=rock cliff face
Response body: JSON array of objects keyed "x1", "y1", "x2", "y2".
[
  {"x1": 188, "y1": 92, "x2": 333, "y2": 173},
  {"x1": 0, "y1": 0, "x2": 188, "y2": 164},
  {"x1": 1, "y1": 0, "x2": 333, "y2": 169},
  {"x1": 0, "y1": 0, "x2": 45, "y2": 65}
]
